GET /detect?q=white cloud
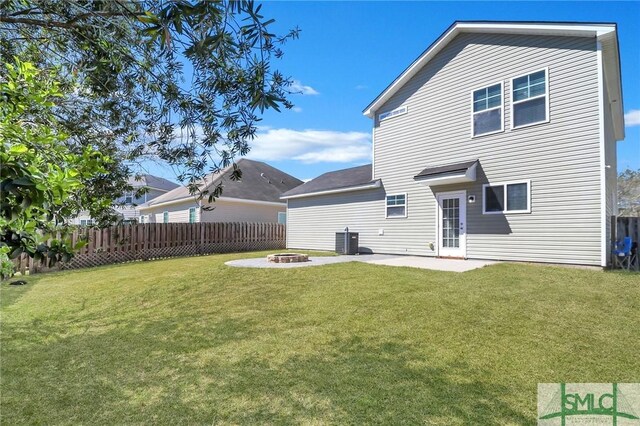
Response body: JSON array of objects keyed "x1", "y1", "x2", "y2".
[
  {"x1": 247, "y1": 128, "x2": 371, "y2": 164},
  {"x1": 292, "y1": 106, "x2": 303, "y2": 113},
  {"x1": 354, "y1": 84, "x2": 368, "y2": 90},
  {"x1": 290, "y1": 80, "x2": 319, "y2": 95},
  {"x1": 624, "y1": 110, "x2": 640, "y2": 127}
]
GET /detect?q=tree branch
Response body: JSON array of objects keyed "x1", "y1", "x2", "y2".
[{"x1": 0, "y1": 11, "x2": 145, "y2": 29}]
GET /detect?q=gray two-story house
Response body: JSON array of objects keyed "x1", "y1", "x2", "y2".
[{"x1": 282, "y1": 22, "x2": 624, "y2": 267}]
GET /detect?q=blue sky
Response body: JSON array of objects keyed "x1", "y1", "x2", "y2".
[{"x1": 150, "y1": 1, "x2": 640, "y2": 182}]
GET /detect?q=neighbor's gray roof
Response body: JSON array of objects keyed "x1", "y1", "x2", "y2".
[
  {"x1": 281, "y1": 164, "x2": 377, "y2": 198},
  {"x1": 127, "y1": 174, "x2": 179, "y2": 192},
  {"x1": 414, "y1": 159, "x2": 478, "y2": 179},
  {"x1": 142, "y1": 158, "x2": 303, "y2": 207}
]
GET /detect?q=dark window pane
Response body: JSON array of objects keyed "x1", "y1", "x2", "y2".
[
  {"x1": 513, "y1": 97, "x2": 546, "y2": 127},
  {"x1": 487, "y1": 84, "x2": 501, "y2": 97},
  {"x1": 529, "y1": 82, "x2": 546, "y2": 98},
  {"x1": 507, "y1": 183, "x2": 528, "y2": 211},
  {"x1": 473, "y1": 88, "x2": 486, "y2": 103},
  {"x1": 513, "y1": 87, "x2": 529, "y2": 102},
  {"x1": 474, "y1": 108, "x2": 502, "y2": 135},
  {"x1": 487, "y1": 95, "x2": 501, "y2": 109},
  {"x1": 513, "y1": 75, "x2": 529, "y2": 92},
  {"x1": 530, "y1": 70, "x2": 546, "y2": 86},
  {"x1": 485, "y1": 185, "x2": 504, "y2": 212},
  {"x1": 473, "y1": 99, "x2": 485, "y2": 112}
]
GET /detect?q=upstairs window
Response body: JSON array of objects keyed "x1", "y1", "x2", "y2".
[
  {"x1": 483, "y1": 181, "x2": 530, "y2": 214},
  {"x1": 472, "y1": 83, "x2": 503, "y2": 136},
  {"x1": 124, "y1": 191, "x2": 134, "y2": 204},
  {"x1": 386, "y1": 194, "x2": 407, "y2": 218},
  {"x1": 189, "y1": 207, "x2": 196, "y2": 223},
  {"x1": 512, "y1": 69, "x2": 548, "y2": 128}
]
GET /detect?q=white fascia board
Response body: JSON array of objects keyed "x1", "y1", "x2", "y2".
[
  {"x1": 145, "y1": 186, "x2": 177, "y2": 193},
  {"x1": 215, "y1": 197, "x2": 286, "y2": 207},
  {"x1": 457, "y1": 22, "x2": 615, "y2": 37},
  {"x1": 280, "y1": 181, "x2": 382, "y2": 200},
  {"x1": 138, "y1": 196, "x2": 194, "y2": 211},
  {"x1": 364, "y1": 22, "x2": 616, "y2": 118}
]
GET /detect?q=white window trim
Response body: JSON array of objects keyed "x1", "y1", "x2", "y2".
[
  {"x1": 510, "y1": 67, "x2": 550, "y2": 130},
  {"x1": 385, "y1": 193, "x2": 408, "y2": 219},
  {"x1": 163, "y1": 211, "x2": 169, "y2": 223},
  {"x1": 188, "y1": 207, "x2": 196, "y2": 223},
  {"x1": 482, "y1": 180, "x2": 531, "y2": 214},
  {"x1": 470, "y1": 81, "x2": 504, "y2": 138}
]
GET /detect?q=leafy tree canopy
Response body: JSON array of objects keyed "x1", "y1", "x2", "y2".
[
  {"x1": 1, "y1": 0, "x2": 298, "y2": 259},
  {"x1": 618, "y1": 168, "x2": 640, "y2": 216},
  {"x1": 1, "y1": 59, "x2": 108, "y2": 262}
]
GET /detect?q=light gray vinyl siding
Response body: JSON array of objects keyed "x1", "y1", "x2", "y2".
[
  {"x1": 142, "y1": 199, "x2": 284, "y2": 223},
  {"x1": 288, "y1": 33, "x2": 605, "y2": 265},
  {"x1": 200, "y1": 200, "x2": 284, "y2": 223},
  {"x1": 144, "y1": 200, "x2": 200, "y2": 223}
]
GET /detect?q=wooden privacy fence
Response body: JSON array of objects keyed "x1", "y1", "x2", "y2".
[
  {"x1": 13, "y1": 222, "x2": 286, "y2": 275},
  {"x1": 615, "y1": 216, "x2": 640, "y2": 245}
]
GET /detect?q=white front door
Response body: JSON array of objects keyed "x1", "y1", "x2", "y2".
[{"x1": 436, "y1": 191, "x2": 466, "y2": 258}]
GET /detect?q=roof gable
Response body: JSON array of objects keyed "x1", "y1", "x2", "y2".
[
  {"x1": 363, "y1": 21, "x2": 623, "y2": 140},
  {"x1": 143, "y1": 159, "x2": 303, "y2": 208}
]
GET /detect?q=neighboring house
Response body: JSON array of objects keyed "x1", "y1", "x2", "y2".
[
  {"x1": 283, "y1": 21, "x2": 624, "y2": 267},
  {"x1": 138, "y1": 159, "x2": 303, "y2": 224},
  {"x1": 72, "y1": 174, "x2": 179, "y2": 225}
]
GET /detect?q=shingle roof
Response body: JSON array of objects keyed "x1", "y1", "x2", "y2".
[
  {"x1": 281, "y1": 164, "x2": 377, "y2": 198},
  {"x1": 127, "y1": 174, "x2": 179, "y2": 192},
  {"x1": 142, "y1": 159, "x2": 303, "y2": 207}
]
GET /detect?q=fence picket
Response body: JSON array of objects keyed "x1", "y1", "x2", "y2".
[{"x1": 12, "y1": 222, "x2": 286, "y2": 275}]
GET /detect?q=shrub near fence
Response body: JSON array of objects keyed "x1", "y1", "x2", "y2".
[{"x1": 13, "y1": 222, "x2": 286, "y2": 275}]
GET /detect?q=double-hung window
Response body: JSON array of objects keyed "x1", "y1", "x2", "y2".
[
  {"x1": 511, "y1": 69, "x2": 548, "y2": 128},
  {"x1": 472, "y1": 83, "x2": 503, "y2": 136},
  {"x1": 124, "y1": 191, "x2": 134, "y2": 204},
  {"x1": 483, "y1": 181, "x2": 530, "y2": 214},
  {"x1": 386, "y1": 194, "x2": 407, "y2": 218},
  {"x1": 189, "y1": 207, "x2": 196, "y2": 223}
]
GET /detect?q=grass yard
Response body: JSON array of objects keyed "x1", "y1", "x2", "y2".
[{"x1": 1, "y1": 252, "x2": 639, "y2": 424}]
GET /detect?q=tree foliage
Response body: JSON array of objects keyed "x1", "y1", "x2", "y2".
[
  {"x1": 1, "y1": 59, "x2": 109, "y2": 262},
  {"x1": 1, "y1": 0, "x2": 298, "y2": 259},
  {"x1": 618, "y1": 168, "x2": 640, "y2": 216}
]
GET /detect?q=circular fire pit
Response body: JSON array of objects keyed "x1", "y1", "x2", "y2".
[{"x1": 267, "y1": 253, "x2": 309, "y2": 263}]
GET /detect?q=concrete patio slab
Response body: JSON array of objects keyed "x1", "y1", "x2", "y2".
[
  {"x1": 362, "y1": 256, "x2": 497, "y2": 272},
  {"x1": 225, "y1": 253, "x2": 496, "y2": 272}
]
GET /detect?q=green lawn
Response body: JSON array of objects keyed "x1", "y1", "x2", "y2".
[{"x1": 1, "y1": 252, "x2": 639, "y2": 425}]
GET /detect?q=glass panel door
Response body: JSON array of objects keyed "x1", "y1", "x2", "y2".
[{"x1": 437, "y1": 192, "x2": 466, "y2": 257}]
